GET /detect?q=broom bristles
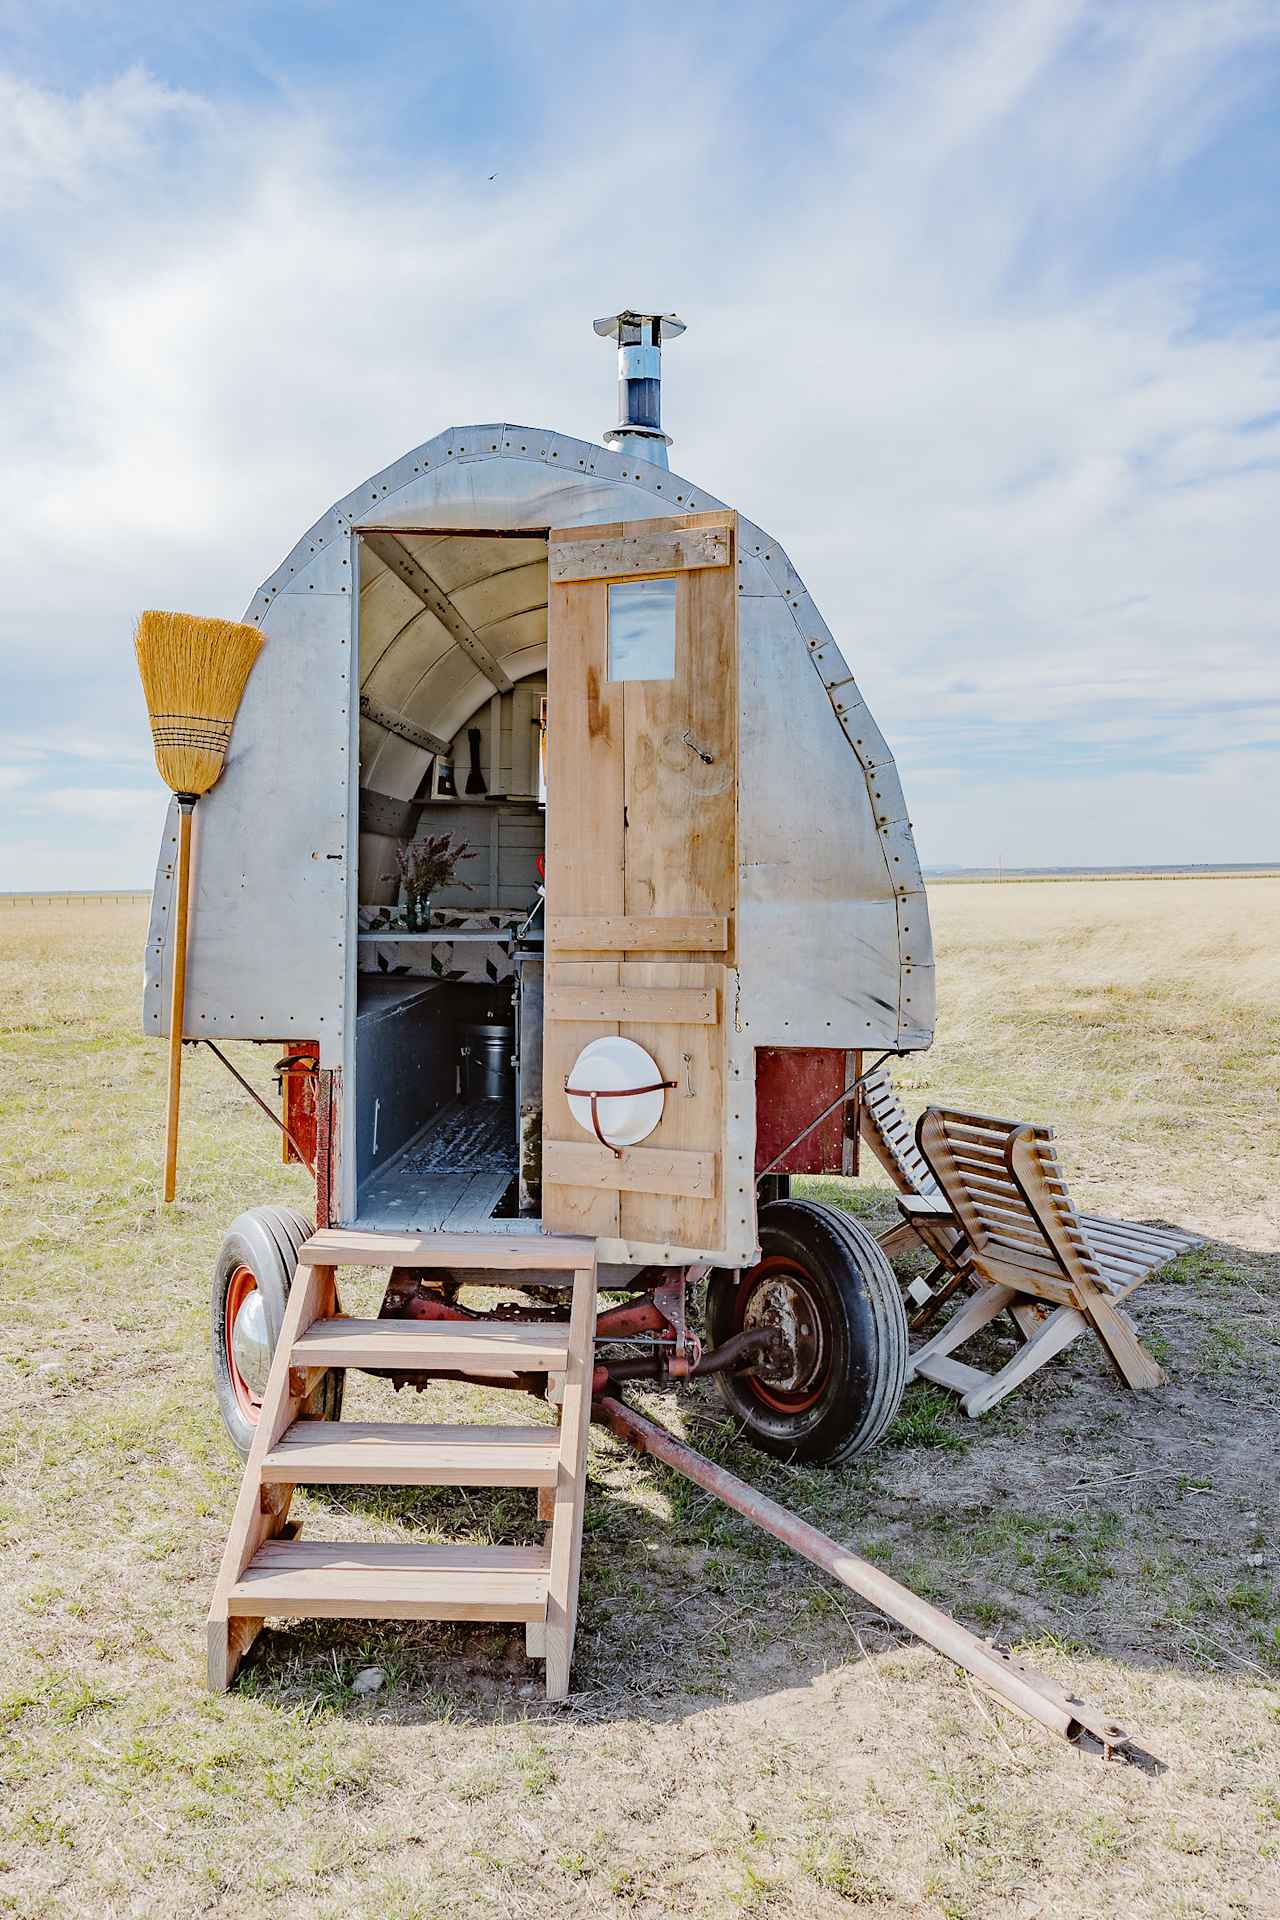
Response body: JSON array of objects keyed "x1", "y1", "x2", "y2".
[{"x1": 134, "y1": 610, "x2": 265, "y2": 797}]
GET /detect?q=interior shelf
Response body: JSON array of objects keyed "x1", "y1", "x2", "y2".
[{"x1": 357, "y1": 930, "x2": 529, "y2": 944}]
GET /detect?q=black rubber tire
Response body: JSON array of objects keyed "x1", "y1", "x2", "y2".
[
  {"x1": 705, "y1": 1200, "x2": 908, "y2": 1464},
  {"x1": 211, "y1": 1203, "x2": 343, "y2": 1460}
]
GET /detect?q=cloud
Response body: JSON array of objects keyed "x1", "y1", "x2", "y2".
[
  {"x1": 3, "y1": 0, "x2": 1280, "y2": 875},
  {"x1": 0, "y1": 65, "x2": 206, "y2": 211}
]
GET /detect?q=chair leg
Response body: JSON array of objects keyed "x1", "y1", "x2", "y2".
[
  {"x1": 1008, "y1": 1301, "x2": 1045, "y2": 1343},
  {"x1": 908, "y1": 1265, "x2": 963, "y2": 1334},
  {"x1": 1079, "y1": 1292, "x2": 1166, "y2": 1390},
  {"x1": 961, "y1": 1307, "x2": 1087, "y2": 1417},
  {"x1": 906, "y1": 1283, "x2": 1017, "y2": 1380}
]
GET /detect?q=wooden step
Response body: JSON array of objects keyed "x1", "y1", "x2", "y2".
[
  {"x1": 227, "y1": 1539, "x2": 550, "y2": 1621},
  {"x1": 297, "y1": 1228, "x2": 595, "y2": 1272},
  {"x1": 291, "y1": 1317, "x2": 570, "y2": 1374},
  {"x1": 261, "y1": 1421, "x2": 560, "y2": 1487},
  {"x1": 208, "y1": 1244, "x2": 597, "y2": 1698}
]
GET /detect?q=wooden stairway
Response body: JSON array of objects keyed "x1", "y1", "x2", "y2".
[{"x1": 207, "y1": 1229, "x2": 597, "y2": 1700}]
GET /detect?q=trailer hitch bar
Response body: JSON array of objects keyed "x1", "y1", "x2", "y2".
[{"x1": 596, "y1": 1395, "x2": 1150, "y2": 1765}]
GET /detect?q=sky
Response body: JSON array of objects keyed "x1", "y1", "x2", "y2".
[{"x1": 2, "y1": 0, "x2": 1279, "y2": 887}]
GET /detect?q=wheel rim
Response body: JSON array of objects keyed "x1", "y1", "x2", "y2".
[
  {"x1": 731, "y1": 1255, "x2": 832, "y2": 1414},
  {"x1": 224, "y1": 1265, "x2": 269, "y2": 1420}
]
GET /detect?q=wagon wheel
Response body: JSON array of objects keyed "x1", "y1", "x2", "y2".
[
  {"x1": 705, "y1": 1200, "x2": 907, "y2": 1464},
  {"x1": 212, "y1": 1204, "x2": 344, "y2": 1459}
]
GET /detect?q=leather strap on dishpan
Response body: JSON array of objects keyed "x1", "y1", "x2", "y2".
[{"x1": 563, "y1": 1078, "x2": 676, "y2": 1156}]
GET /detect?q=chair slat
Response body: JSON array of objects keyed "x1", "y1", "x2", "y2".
[{"x1": 858, "y1": 1067, "x2": 941, "y2": 1200}]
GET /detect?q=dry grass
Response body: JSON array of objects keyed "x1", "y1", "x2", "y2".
[
  {"x1": 907, "y1": 876, "x2": 1280, "y2": 1250},
  {"x1": 0, "y1": 889, "x2": 1277, "y2": 1919}
]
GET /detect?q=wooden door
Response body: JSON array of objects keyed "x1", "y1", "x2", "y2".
[{"x1": 541, "y1": 511, "x2": 737, "y2": 1253}]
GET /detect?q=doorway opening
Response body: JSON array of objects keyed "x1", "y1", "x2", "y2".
[{"x1": 347, "y1": 529, "x2": 549, "y2": 1232}]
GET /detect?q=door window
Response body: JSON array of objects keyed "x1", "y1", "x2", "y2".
[{"x1": 607, "y1": 577, "x2": 676, "y2": 681}]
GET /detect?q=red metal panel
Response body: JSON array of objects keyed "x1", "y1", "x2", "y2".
[
  {"x1": 314, "y1": 1067, "x2": 339, "y2": 1228},
  {"x1": 280, "y1": 1042, "x2": 321, "y2": 1169},
  {"x1": 754, "y1": 1047, "x2": 859, "y2": 1175}
]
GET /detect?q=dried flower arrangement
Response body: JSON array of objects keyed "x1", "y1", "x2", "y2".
[{"x1": 376, "y1": 833, "x2": 476, "y2": 931}]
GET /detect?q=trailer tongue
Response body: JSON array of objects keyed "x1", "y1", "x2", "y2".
[{"x1": 597, "y1": 1393, "x2": 1142, "y2": 1764}]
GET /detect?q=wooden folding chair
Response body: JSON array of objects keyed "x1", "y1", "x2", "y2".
[
  {"x1": 857, "y1": 1066, "x2": 970, "y2": 1328},
  {"x1": 904, "y1": 1107, "x2": 1201, "y2": 1417}
]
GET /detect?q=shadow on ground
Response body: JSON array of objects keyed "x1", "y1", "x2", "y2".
[{"x1": 232, "y1": 1195, "x2": 1280, "y2": 1747}]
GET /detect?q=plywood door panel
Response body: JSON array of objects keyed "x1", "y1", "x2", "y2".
[
  {"x1": 541, "y1": 958, "x2": 622, "y2": 1237},
  {"x1": 616, "y1": 961, "x2": 725, "y2": 1248},
  {"x1": 542, "y1": 579, "x2": 625, "y2": 1234},
  {"x1": 547, "y1": 914, "x2": 728, "y2": 953},
  {"x1": 542, "y1": 1139, "x2": 716, "y2": 1198},
  {"x1": 545, "y1": 983, "x2": 718, "y2": 1025},
  {"x1": 549, "y1": 523, "x2": 732, "y2": 583},
  {"x1": 542, "y1": 516, "x2": 736, "y2": 1249},
  {"x1": 544, "y1": 581, "x2": 623, "y2": 919},
  {"x1": 621, "y1": 566, "x2": 736, "y2": 963}
]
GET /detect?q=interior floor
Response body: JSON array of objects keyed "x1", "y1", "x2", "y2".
[{"x1": 354, "y1": 1097, "x2": 525, "y2": 1232}]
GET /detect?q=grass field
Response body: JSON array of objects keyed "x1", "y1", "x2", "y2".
[{"x1": 1, "y1": 881, "x2": 1277, "y2": 1918}]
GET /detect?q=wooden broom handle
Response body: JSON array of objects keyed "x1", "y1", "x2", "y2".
[{"x1": 163, "y1": 797, "x2": 196, "y2": 1203}]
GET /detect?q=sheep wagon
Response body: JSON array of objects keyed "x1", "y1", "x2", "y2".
[{"x1": 145, "y1": 314, "x2": 949, "y2": 1701}]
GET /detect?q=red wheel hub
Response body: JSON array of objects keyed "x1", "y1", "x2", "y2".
[
  {"x1": 730, "y1": 1255, "x2": 830, "y2": 1414},
  {"x1": 224, "y1": 1264, "x2": 263, "y2": 1422}
]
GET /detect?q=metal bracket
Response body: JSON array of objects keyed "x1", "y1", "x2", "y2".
[{"x1": 653, "y1": 1267, "x2": 707, "y2": 1378}]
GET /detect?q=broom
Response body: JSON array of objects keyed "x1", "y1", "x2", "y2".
[{"x1": 134, "y1": 610, "x2": 265, "y2": 1202}]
